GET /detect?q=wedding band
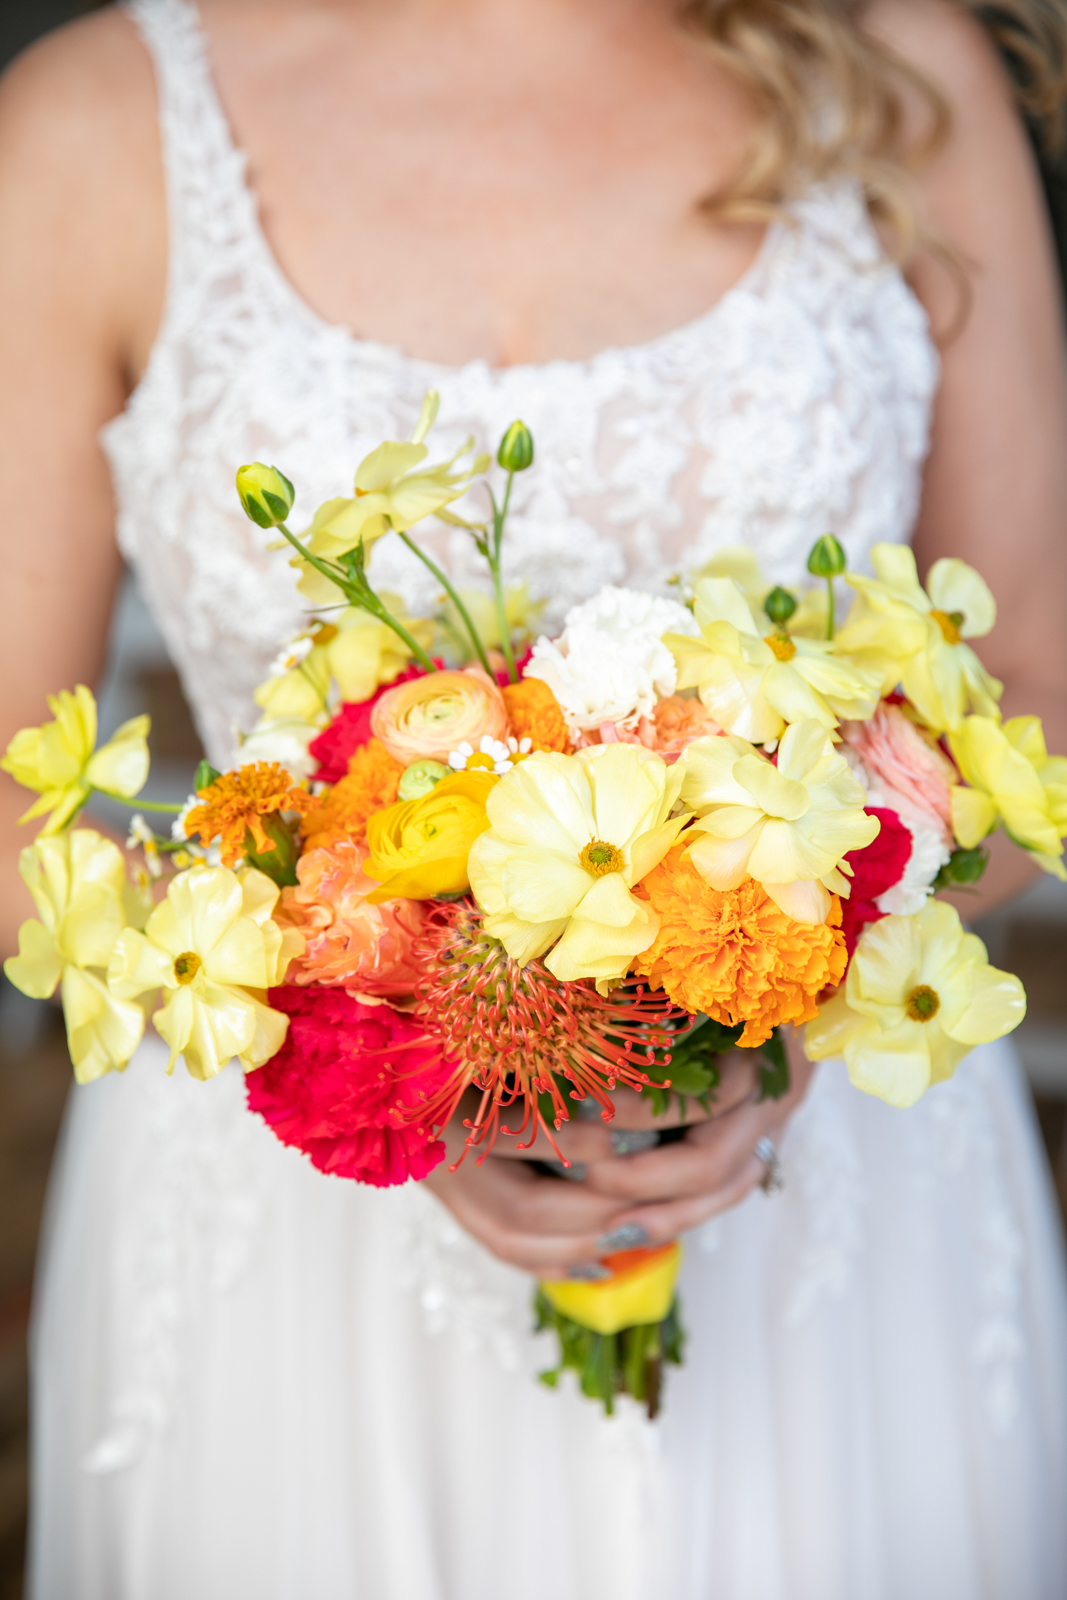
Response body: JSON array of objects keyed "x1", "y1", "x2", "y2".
[
  {"x1": 754, "y1": 1135, "x2": 784, "y2": 1196},
  {"x1": 610, "y1": 1129, "x2": 659, "y2": 1157}
]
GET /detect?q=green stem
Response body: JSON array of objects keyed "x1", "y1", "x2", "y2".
[
  {"x1": 491, "y1": 473, "x2": 519, "y2": 683},
  {"x1": 274, "y1": 522, "x2": 438, "y2": 674},
  {"x1": 825, "y1": 577, "x2": 836, "y2": 641},
  {"x1": 94, "y1": 792, "x2": 184, "y2": 813},
  {"x1": 394, "y1": 530, "x2": 494, "y2": 678}
]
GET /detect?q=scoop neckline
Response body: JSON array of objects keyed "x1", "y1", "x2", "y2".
[{"x1": 172, "y1": 0, "x2": 785, "y2": 382}]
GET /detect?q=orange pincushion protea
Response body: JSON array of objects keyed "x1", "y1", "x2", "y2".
[
  {"x1": 632, "y1": 846, "x2": 847, "y2": 1047},
  {"x1": 501, "y1": 677, "x2": 570, "y2": 753},
  {"x1": 184, "y1": 762, "x2": 313, "y2": 867},
  {"x1": 300, "y1": 738, "x2": 403, "y2": 850}
]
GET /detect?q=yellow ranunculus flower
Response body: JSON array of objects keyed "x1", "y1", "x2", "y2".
[
  {"x1": 364, "y1": 770, "x2": 496, "y2": 901},
  {"x1": 4, "y1": 830, "x2": 145, "y2": 1082},
  {"x1": 835, "y1": 543, "x2": 1002, "y2": 732},
  {"x1": 805, "y1": 900, "x2": 1026, "y2": 1107},
  {"x1": 948, "y1": 715, "x2": 1067, "y2": 878},
  {"x1": 235, "y1": 463, "x2": 295, "y2": 528},
  {"x1": 1, "y1": 686, "x2": 150, "y2": 835},
  {"x1": 680, "y1": 720, "x2": 880, "y2": 924},
  {"x1": 467, "y1": 743, "x2": 689, "y2": 989},
  {"x1": 108, "y1": 865, "x2": 300, "y2": 1081},
  {"x1": 253, "y1": 603, "x2": 433, "y2": 724},
  {"x1": 664, "y1": 576, "x2": 881, "y2": 743},
  {"x1": 540, "y1": 1242, "x2": 682, "y2": 1335}
]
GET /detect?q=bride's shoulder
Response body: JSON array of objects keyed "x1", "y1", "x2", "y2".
[
  {"x1": 865, "y1": 0, "x2": 1017, "y2": 109},
  {"x1": 0, "y1": 8, "x2": 165, "y2": 378}
]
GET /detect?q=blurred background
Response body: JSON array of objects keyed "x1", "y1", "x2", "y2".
[{"x1": 1, "y1": 3, "x2": 1066, "y2": 1595}]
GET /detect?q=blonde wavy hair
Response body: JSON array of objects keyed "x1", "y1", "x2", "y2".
[{"x1": 684, "y1": 0, "x2": 1067, "y2": 260}]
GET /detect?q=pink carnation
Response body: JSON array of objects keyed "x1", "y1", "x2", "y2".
[
  {"x1": 276, "y1": 839, "x2": 429, "y2": 1002},
  {"x1": 247, "y1": 986, "x2": 451, "y2": 1187},
  {"x1": 842, "y1": 702, "x2": 956, "y2": 848}
]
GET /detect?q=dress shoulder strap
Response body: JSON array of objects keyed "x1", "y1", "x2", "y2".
[{"x1": 124, "y1": 0, "x2": 261, "y2": 310}]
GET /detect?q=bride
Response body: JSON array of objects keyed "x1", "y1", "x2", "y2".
[{"x1": 2, "y1": 0, "x2": 1066, "y2": 1594}]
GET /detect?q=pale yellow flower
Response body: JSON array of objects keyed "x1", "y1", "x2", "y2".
[
  {"x1": 835, "y1": 543, "x2": 1002, "y2": 732},
  {"x1": 665, "y1": 577, "x2": 881, "y2": 743},
  {"x1": 253, "y1": 603, "x2": 433, "y2": 724},
  {"x1": 687, "y1": 545, "x2": 828, "y2": 638},
  {"x1": 948, "y1": 715, "x2": 1067, "y2": 878},
  {"x1": 108, "y1": 865, "x2": 302, "y2": 1081},
  {"x1": 4, "y1": 830, "x2": 145, "y2": 1082},
  {"x1": 680, "y1": 720, "x2": 880, "y2": 923},
  {"x1": 467, "y1": 743, "x2": 689, "y2": 989},
  {"x1": 439, "y1": 580, "x2": 544, "y2": 657},
  {"x1": 291, "y1": 393, "x2": 488, "y2": 604},
  {"x1": 805, "y1": 901, "x2": 1026, "y2": 1107},
  {"x1": 1, "y1": 686, "x2": 149, "y2": 834}
]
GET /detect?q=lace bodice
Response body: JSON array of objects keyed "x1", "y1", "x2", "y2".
[{"x1": 107, "y1": 0, "x2": 938, "y2": 770}]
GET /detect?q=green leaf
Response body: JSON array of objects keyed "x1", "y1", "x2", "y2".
[
  {"x1": 243, "y1": 813, "x2": 300, "y2": 888},
  {"x1": 194, "y1": 760, "x2": 221, "y2": 794},
  {"x1": 756, "y1": 1026, "x2": 790, "y2": 1100},
  {"x1": 933, "y1": 844, "x2": 990, "y2": 889}
]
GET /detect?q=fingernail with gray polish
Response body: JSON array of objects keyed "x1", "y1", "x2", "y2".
[
  {"x1": 597, "y1": 1223, "x2": 651, "y2": 1253},
  {"x1": 566, "y1": 1263, "x2": 612, "y2": 1281},
  {"x1": 610, "y1": 1129, "x2": 659, "y2": 1157}
]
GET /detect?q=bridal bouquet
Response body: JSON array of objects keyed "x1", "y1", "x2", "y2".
[{"x1": 5, "y1": 396, "x2": 1061, "y2": 1415}]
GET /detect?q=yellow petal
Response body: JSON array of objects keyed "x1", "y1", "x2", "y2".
[
  {"x1": 950, "y1": 786, "x2": 998, "y2": 850},
  {"x1": 61, "y1": 964, "x2": 144, "y2": 1083},
  {"x1": 761, "y1": 878, "x2": 833, "y2": 924},
  {"x1": 481, "y1": 909, "x2": 567, "y2": 965},
  {"x1": 925, "y1": 558, "x2": 996, "y2": 638},
  {"x1": 85, "y1": 715, "x2": 151, "y2": 799},
  {"x1": 108, "y1": 926, "x2": 173, "y2": 999},
  {"x1": 4, "y1": 920, "x2": 62, "y2": 999},
  {"x1": 540, "y1": 1242, "x2": 682, "y2": 1334}
]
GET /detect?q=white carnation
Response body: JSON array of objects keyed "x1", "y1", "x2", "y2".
[{"x1": 525, "y1": 586, "x2": 699, "y2": 732}]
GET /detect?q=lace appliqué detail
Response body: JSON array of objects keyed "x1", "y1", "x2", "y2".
[
  {"x1": 84, "y1": 1064, "x2": 260, "y2": 1474},
  {"x1": 781, "y1": 1067, "x2": 870, "y2": 1326},
  {"x1": 393, "y1": 1185, "x2": 543, "y2": 1374}
]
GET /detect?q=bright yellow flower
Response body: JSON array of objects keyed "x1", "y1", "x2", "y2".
[
  {"x1": 1, "y1": 686, "x2": 150, "y2": 834},
  {"x1": 805, "y1": 900, "x2": 1026, "y2": 1107},
  {"x1": 467, "y1": 744, "x2": 689, "y2": 989},
  {"x1": 835, "y1": 543, "x2": 1002, "y2": 732},
  {"x1": 254, "y1": 604, "x2": 433, "y2": 723},
  {"x1": 948, "y1": 715, "x2": 1067, "y2": 878},
  {"x1": 4, "y1": 830, "x2": 145, "y2": 1082},
  {"x1": 364, "y1": 770, "x2": 496, "y2": 901},
  {"x1": 664, "y1": 577, "x2": 881, "y2": 742},
  {"x1": 108, "y1": 865, "x2": 300, "y2": 1080},
  {"x1": 680, "y1": 720, "x2": 880, "y2": 924},
  {"x1": 540, "y1": 1242, "x2": 682, "y2": 1335}
]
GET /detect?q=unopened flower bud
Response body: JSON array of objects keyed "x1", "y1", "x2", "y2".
[
  {"x1": 806, "y1": 534, "x2": 847, "y2": 579},
  {"x1": 764, "y1": 586, "x2": 797, "y2": 627},
  {"x1": 398, "y1": 759, "x2": 450, "y2": 801},
  {"x1": 236, "y1": 463, "x2": 296, "y2": 528},
  {"x1": 497, "y1": 421, "x2": 534, "y2": 474}
]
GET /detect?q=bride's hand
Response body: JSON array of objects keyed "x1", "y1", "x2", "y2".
[{"x1": 421, "y1": 1033, "x2": 813, "y2": 1278}]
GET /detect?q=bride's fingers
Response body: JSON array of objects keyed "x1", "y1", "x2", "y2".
[{"x1": 579, "y1": 1091, "x2": 786, "y2": 1205}]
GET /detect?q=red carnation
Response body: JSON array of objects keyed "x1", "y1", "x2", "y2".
[
  {"x1": 247, "y1": 985, "x2": 452, "y2": 1187},
  {"x1": 308, "y1": 663, "x2": 440, "y2": 784},
  {"x1": 839, "y1": 805, "x2": 913, "y2": 958}
]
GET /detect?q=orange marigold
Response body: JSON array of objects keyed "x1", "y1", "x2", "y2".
[
  {"x1": 300, "y1": 738, "x2": 403, "y2": 851},
  {"x1": 184, "y1": 762, "x2": 314, "y2": 867},
  {"x1": 632, "y1": 847, "x2": 847, "y2": 1047},
  {"x1": 502, "y1": 677, "x2": 570, "y2": 752}
]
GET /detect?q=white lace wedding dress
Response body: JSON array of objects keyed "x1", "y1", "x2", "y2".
[{"x1": 27, "y1": 2, "x2": 1067, "y2": 1596}]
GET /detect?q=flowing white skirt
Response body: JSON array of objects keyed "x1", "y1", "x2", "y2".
[{"x1": 27, "y1": 1033, "x2": 1067, "y2": 1600}]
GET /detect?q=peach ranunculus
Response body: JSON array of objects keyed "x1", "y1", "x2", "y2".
[
  {"x1": 841, "y1": 702, "x2": 956, "y2": 849},
  {"x1": 651, "y1": 696, "x2": 723, "y2": 756},
  {"x1": 371, "y1": 667, "x2": 509, "y2": 766},
  {"x1": 276, "y1": 839, "x2": 429, "y2": 1002}
]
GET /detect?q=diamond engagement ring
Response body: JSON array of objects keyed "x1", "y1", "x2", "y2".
[{"x1": 754, "y1": 1136, "x2": 784, "y2": 1196}]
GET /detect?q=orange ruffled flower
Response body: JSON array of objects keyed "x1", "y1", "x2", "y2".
[
  {"x1": 652, "y1": 695, "x2": 722, "y2": 755},
  {"x1": 632, "y1": 846, "x2": 847, "y2": 1047},
  {"x1": 501, "y1": 677, "x2": 570, "y2": 753},
  {"x1": 276, "y1": 838, "x2": 429, "y2": 1003},
  {"x1": 300, "y1": 738, "x2": 404, "y2": 851},
  {"x1": 184, "y1": 762, "x2": 313, "y2": 867}
]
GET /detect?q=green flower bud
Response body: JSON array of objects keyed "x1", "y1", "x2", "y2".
[
  {"x1": 236, "y1": 463, "x2": 296, "y2": 529},
  {"x1": 497, "y1": 421, "x2": 534, "y2": 474},
  {"x1": 397, "y1": 759, "x2": 451, "y2": 801},
  {"x1": 806, "y1": 534, "x2": 847, "y2": 579},
  {"x1": 764, "y1": 587, "x2": 797, "y2": 627}
]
